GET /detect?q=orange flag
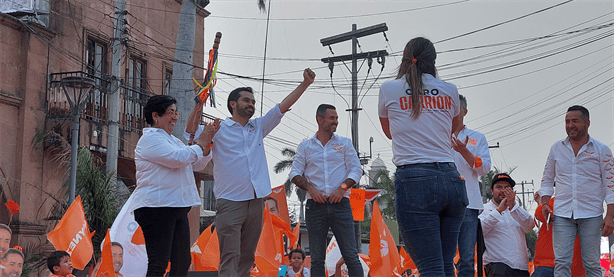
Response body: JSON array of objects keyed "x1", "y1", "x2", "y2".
[
  {"x1": 291, "y1": 221, "x2": 301, "y2": 249},
  {"x1": 47, "y1": 196, "x2": 94, "y2": 270},
  {"x1": 269, "y1": 185, "x2": 291, "y2": 225},
  {"x1": 399, "y1": 246, "x2": 416, "y2": 272},
  {"x1": 349, "y1": 189, "x2": 366, "y2": 221},
  {"x1": 192, "y1": 224, "x2": 220, "y2": 271},
  {"x1": 97, "y1": 229, "x2": 116, "y2": 277},
  {"x1": 369, "y1": 201, "x2": 402, "y2": 277},
  {"x1": 131, "y1": 226, "x2": 145, "y2": 245},
  {"x1": 252, "y1": 202, "x2": 283, "y2": 276}
]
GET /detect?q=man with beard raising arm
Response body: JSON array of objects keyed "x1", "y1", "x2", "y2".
[{"x1": 208, "y1": 68, "x2": 315, "y2": 277}]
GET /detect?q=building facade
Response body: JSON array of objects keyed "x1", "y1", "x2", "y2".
[{"x1": 0, "y1": 0, "x2": 211, "y2": 266}]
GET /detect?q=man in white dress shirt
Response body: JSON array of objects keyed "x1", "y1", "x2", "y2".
[
  {"x1": 290, "y1": 104, "x2": 364, "y2": 277},
  {"x1": 540, "y1": 105, "x2": 614, "y2": 277},
  {"x1": 451, "y1": 94, "x2": 492, "y2": 277},
  {"x1": 211, "y1": 69, "x2": 315, "y2": 277},
  {"x1": 479, "y1": 173, "x2": 534, "y2": 277}
]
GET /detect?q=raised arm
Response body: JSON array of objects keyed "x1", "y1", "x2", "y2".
[{"x1": 279, "y1": 68, "x2": 315, "y2": 113}]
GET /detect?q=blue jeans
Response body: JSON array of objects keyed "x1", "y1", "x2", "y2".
[
  {"x1": 457, "y1": 208, "x2": 479, "y2": 277},
  {"x1": 395, "y1": 162, "x2": 468, "y2": 277},
  {"x1": 531, "y1": 266, "x2": 554, "y2": 277},
  {"x1": 305, "y1": 198, "x2": 364, "y2": 277},
  {"x1": 553, "y1": 215, "x2": 602, "y2": 277}
]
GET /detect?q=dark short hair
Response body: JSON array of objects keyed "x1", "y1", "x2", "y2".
[
  {"x1": 459, "y1": 94, "x2": 467, "y2": 109},
  {"x1": 47, "y1": 251, "x2": 70, "y2": 273},
  {"x1": 0, "y1": 224, "x2": 12, "y2": 236},
  {"x1": 567, "y1": 105, "x2": 589, "y2": 119},
  {"x1": 288, "y1": 248, "x2": 306, "y2": 259},
  {"x1": 143, "y1": 95, "x2": 177, "y2": 125},
  {"x1": 111, "y1": 242, "x2": 123, "y2": 250},
  {"x1": 316, "y1": 104, "x2": 336, "y2": 118},
  {"x1": 227, "y1": 87, "x2": 254, "y2": 114},
  {"x1": 263, "y1": 196, "x2": 278, "y2": 209},
  {"x1": 2, "y1": 248, "x2": 23, "y2": 261}
]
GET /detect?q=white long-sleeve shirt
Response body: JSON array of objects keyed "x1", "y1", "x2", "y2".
[
  {"x1": 211, "y1": 104, "x2": 284, "y2": 201},
  {"x1": 479, "y1": 201, "x2": 535, "y2": 271},
  {"x1": 540, "y1": 136, "x2": 614, "y2": 219},
  {"x1": 452, "y1": 126, "x2": 491, "y2": 210},
  {"x1": 130, "y1": 128, "x2": 211, "y2": 211},
  {"x1": 289, "y1": 133, "x2": 363, "y2": 199}
]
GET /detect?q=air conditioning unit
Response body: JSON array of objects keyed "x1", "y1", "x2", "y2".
[{"x1": 0, "y1": 0, "x2": 34, "y2": 14}]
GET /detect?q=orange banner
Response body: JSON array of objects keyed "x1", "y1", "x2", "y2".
[
  {"x1": 192, "y1": 224, "x2": 220, "y2": 271},
  {"x1": 349, "y1": 189, "x2": 366, "y2": 221},
  {"x1": 252, "y1": 202, "x2": 283, "y2": 276},
  {"x1": 97, "y1": 229, "x2": 116, "y2": 277},
  {"x1": 47, "y1": 196, "x2": 94, "y2": 270},
  {"x1": 268, "y1": 185, "x2": 291, "y2": 225}
]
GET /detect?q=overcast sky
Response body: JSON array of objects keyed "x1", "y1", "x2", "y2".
[{"x1": 199, "y1": 0, "x2": 613, "y2": 213}]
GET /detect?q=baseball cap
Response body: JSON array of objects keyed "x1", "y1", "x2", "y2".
[{"x1": 491, "y1": 173, "x2": 516, "y2": 187}]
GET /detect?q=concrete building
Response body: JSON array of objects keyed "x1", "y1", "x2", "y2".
[{"x1": 0, "y1": 0, "x2": 211, "y2": 265}]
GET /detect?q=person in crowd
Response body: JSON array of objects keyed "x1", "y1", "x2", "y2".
[
  {"x1": 290, "y1": 104, "x2": 363, "y2": 276},
  {"x1": 111, "y1": 242, "x2": 123, "y2": 276},
  {"x1": 532, "y1": 192, "x2": 585, "y2": 277},
  {"x1": 0, "y1": 224, "x2": 11, "y2": 259},
  {"x1": 378, "y1": 36, "x2": 465, "y2": 276},
  {"x1": 287, "y1": 248, "x2": 309, "y2": 277},
  {"x1": 479, "y1": 173, "x2": 534, "y2": 277},
  {"x1": 48, "y1": 251, "x2": 75, "y2": 277},
  {"x1": 540, "y1": 105, "x2": 614, "y2": 277},
  {"x1": 207, "y1": 69, "x2": 315, "y2": 276},
  {"x1": 2, "y1": 248, "x2": 23, "y2": 277},
  {"x1": 129, "y1": 94, "x2": 220, "y2": 276},
  {"x1": 451, "y1": 94, "x2": 492, "y2": 277}
]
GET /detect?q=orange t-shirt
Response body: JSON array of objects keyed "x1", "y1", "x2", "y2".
[
  {"x1": 534, "y1": 198, "x2": 585, "y2": 276},
  {"x1": 50, "y1": 274, "x2": 76, "y2": 277}
]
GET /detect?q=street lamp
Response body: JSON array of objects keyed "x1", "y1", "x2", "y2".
[{"x1": 60, "y1": 75, "x2": 95, "y2": 204}]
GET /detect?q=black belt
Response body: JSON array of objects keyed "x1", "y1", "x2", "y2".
[{"x1": 397, "y1": 162, "x2": 456, "y2": 169}]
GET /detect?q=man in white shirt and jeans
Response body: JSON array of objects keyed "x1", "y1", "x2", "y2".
[
  {"x1": 451, "y1": 94, "x2": 491, "y2": 277},
  {"x1": 209, "y1": 69, "x2": 315, "y2": 277},
  {"x1": 479, "y1": 173, "x2": 534, "y2": 277},
  {"x1": 540, "y1": 105, "x2": 614, "y2": 277},
  {"x1": 290, "y1": 104, "x2": 364, "y2": 277}
]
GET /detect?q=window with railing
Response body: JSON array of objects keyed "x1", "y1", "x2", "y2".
[
  {"x1": 122, "y1": 56, "x2": 147, "y2": 131},
  {"x1": 164, "y1": 66, "x2": 172, "y2": 95},
  {"x1": 85, "y1": 37, "x2": 109, "y2": 122}
]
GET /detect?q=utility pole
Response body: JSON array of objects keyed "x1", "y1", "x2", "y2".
[
  {"x1": 517, "y1": 180, "x2": 535, "y2": 210},
  {"x1": 320, "y1": 23, "x2": 388, "y2": 252},
  {"x1": 106, "y1": 0, "x2": 127, "y2": 181}
]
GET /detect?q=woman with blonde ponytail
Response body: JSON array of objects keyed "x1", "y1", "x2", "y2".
[{"x1": 378, "y1": 37, "x2": 467, "y2": 276}]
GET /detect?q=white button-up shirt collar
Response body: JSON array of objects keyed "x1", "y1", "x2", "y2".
[
  {"x1": 289, "y1": 133, "x2": 363, "y2": 199},
  {"x1": 452, "y1": 126, "x2": 491, "y2": 210},
  {"x1": 540, "y1": 136, "x2": 614, "y2": 219},
  {"x1": 211, "y1": 104, "x2": 284, "y2": 201}
]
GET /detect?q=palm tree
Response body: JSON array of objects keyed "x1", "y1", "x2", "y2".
[
  {"x1": 373, "y1": 170, "x2": 396, "y2": 220},
  {"x1": 273, "y1": 148, "x2": 306, "y2": 222}
]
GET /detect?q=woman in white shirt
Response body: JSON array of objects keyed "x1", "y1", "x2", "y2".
[
  {"x1": 130, "y1": 95, "x2": 218, "y2": 276},
  {"x1": 378, "y1": 37, "x2": 467, "y2": 276}
]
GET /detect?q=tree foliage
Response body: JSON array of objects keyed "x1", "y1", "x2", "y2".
[
  {"x1": 273, "y1": 147, "x2": 306, "y2": 222},
  {"x1": 373, "y1": 170, "x2": 396, "y2": 220},
  {"x1": 73, "y1": 146, "x2": 118, "y2": 254}
]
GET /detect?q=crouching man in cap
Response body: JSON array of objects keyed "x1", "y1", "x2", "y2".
[{"x1": 479, "y1": 173, "x2": 535, "y2": 277}]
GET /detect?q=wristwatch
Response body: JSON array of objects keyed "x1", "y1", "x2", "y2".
[{"x1": 340, "y1": 183, "x2": 349, "y2": 191}]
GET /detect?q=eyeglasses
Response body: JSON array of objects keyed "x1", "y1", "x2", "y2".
[{"x1": 165, "y1": 109, "x2": 180, "y2": 119}]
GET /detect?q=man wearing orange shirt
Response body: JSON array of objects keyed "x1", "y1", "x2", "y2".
[{"x1": 532, "y1": 192, "x2": 585, "y2": 277}]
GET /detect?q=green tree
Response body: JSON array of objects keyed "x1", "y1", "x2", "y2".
[
  {"x1": 526, "y1": 229, "x2": 537, "y2": 261},
  {"x1": 372, "y1": 170, "x2": 396, "y2": 220},
  {"x1": 273, "y1": 148, "x2": 306, "y2": 222},
  {"x1": 73, "y1": 146, "x2": 119, "y2": 254}
]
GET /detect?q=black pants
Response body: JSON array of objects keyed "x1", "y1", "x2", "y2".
[
  {"x1": 134, "y1": 206, "x2": 191, "y2": 277},
  {"x1": 485, "y1": 262, "x2": 530, "y2": 277}
]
